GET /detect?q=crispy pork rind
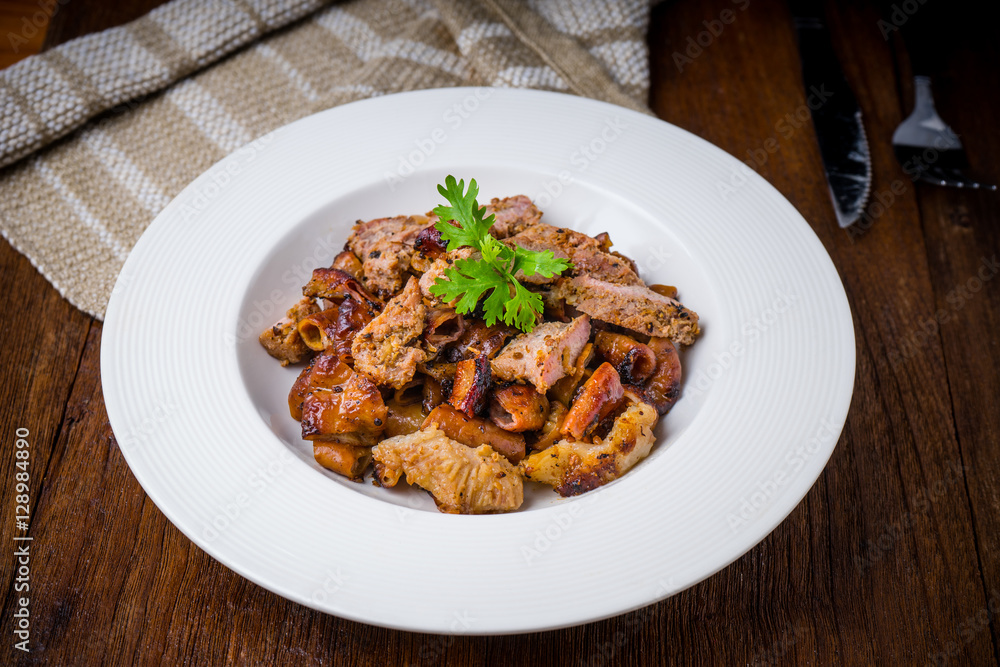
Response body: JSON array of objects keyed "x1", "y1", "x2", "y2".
[
  {"x1": 519, "y1": 399, "x2": 658, "y2": 497},
  {"x1": 372, "y1": 428, "x2": 523, "y2": 514}
]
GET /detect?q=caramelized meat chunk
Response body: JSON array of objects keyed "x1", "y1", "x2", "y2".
[
  {"x1": 489, "y1": 384, "x2": 549, "y2": 433},
  {"x1": 313, "y1": 442, "x2": 372, "y2": 481},
  {"x1": 448, "y1": 355, "x2": 491, "y2": 417},
  {"x1": 642, "y1": 337, "x2": 683, "y2": 415},
  {"x1": 594, "y1": 332, "x2": 657, "y2": 384},
  {"x1": 351, "y1": 277, "x2": 427, "y2": 389},
  {"x1": 423, "y1": 404, "x2": 526, "y2": 464},
  {"x1": 258, "y1": 297, "x2": 320, "y2": 366},
  {"x1": 560, "y1": 362, "x2": 625, "y2": 440}
]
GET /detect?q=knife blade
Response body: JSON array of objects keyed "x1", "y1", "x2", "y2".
[{"x1": 791, "y1": 0, "x2": 872, "y2": 228}]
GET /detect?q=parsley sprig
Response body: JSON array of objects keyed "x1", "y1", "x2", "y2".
[{"x1": 428, "y1": 176, "x2": 571, "y2": 332}]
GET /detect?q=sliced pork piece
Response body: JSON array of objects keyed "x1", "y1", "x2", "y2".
[
  {"x1": 346, "y1": 214, "x2": 429, "y2": 258},
  {"x1": 372, "y1": 428, "x2": 523, "y2": 514},
  {"x1": 520, "y1": 401, "x2": 658, "y2": 497},
  {"x1": 557, "y1": 274, "x2": 700, "y2": 346},
  {"x1": 346, "y1": 215, "x2": 430, "y2": 297},
  {"x1": 491, "y1": 315, "x2": 591, "y2": 393},
  {"x1": 505, "y1": 223, "x2": 644, "y2": 286},
  {"x1": 485, "y1": 195, "x2": 543, "y2": 238},
  {"x1": 351, "y1": 277, "x2": 427, "y2": 389}
]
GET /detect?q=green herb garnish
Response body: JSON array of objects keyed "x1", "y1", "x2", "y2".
[{"x1": 428, "y1": 176, "x2": 571, "y2": 332}]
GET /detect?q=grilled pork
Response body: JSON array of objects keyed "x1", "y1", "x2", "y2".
[
  {"x1": 491, "y1": 315, "x2": 591, "y2": 393},
  {"x1": 351, "y1": 277, "x2": 427, "y2": 389},
  {"x1": 504, "y1": 223, "x2": 645, "y2": 286},
  {"x1": 556, "y1": 274, "x2": 700, "y2": 346}
]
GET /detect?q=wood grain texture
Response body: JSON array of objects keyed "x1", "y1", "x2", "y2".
[
  {"x1": 0, "y1": 0, "x2": 50, "y2": 68},
  {"x1": 0, "y1": 0, "x2": 997, "y2": 664}
]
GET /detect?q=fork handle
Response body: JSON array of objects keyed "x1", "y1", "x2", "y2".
[{"x1": 897, "y1": 3, "x2": 934, "y2": 78}]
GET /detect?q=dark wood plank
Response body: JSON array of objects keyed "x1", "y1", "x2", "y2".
[
  {"x1": 0, "y1": 236, "x2": 93, "y2": 652},
  {"x1": 651, "y1": 0, "x2": 995, "y2": 664},
  {"x1": 1, "y1": 0, "x2": 997, "y2": 664},
  {"x1": 893, "y1": 1, "x2": 1000, "y2": 661}
]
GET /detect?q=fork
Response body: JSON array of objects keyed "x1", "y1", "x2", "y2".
[{"x1": 892, "y1": 76, "x2": 997, "y2": 191}]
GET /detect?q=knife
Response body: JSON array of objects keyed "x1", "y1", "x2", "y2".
[{"x1": 791, "y1": 0, "x2": 872, "y2": 228}]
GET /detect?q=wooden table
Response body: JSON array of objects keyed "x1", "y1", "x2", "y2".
[{"x1": 2, "y1": 0, "x2": 998, "y2": 664}]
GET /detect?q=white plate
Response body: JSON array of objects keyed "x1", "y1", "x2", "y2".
[{"x1": 102, "y1": 88, "x2": 855, "y2": 634}]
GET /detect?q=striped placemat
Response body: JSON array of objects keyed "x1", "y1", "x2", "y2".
[{"x1": 0, "y1": 0, "x2": 653, "y2": 319}]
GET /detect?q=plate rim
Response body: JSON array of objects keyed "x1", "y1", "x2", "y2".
[{"x1": 102, "y1": 87, "x2": 856, "y2": 634}]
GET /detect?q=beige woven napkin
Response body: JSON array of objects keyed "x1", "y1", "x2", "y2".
[{"x1": 0, "y1": 0, "x2": 653, "y2": 319}]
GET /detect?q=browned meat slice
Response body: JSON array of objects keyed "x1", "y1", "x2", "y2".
[
  {"x1": 418, "y1": 247, "x2": 475, "y2": 307},
  {"x1": 313, "y1": 442, "x2": 371, "y2": 481},
  {"x1": 485, "y1": 195, "x2": 542, "y2": 238},
  {"x1": 594, "y1": 332, "x2": 657, "y2": 384},
  {"x1": 491, "y1": 315, "x2": 591, "y2": 393},
  {"x1": 489, "y1": 384, "x2": 549, "y2": 433},
  {"x1": 504, "y1": 223, "x2": 644, "y2": 286},
  {"x1": 560, "y1": 362, "x2": 625, "y2": 440},
  {"x1": 642, "y1": 337, "x2": 683, "y2": 415},
  {"x1": 372, "y1": 428, "x2": 523, "y2": 514},
  {"x1": 423, "y1": 405, "x2": 525, "y2": 463},
  {"x1": 448, "y1": 355, "x2": 491, "y2": 417},
  {"x1": 557, "y1": 275, "x2": 700, "y2": 346},
  {"x1": 346, "y1": 215, "x2": 430, "y2": 297},
  {"x1": 351, "y1": 277, "x2": 427, "y2": 389},
  {"x1": 441, "y1": 319, "x2": 514, "y2": 362},
  {"x1": 347, "y1": 214, "x2": 429, "y2": 258},
  {"x1": 302, "y1": 268, "x2": 381, "y2": 310},
  {"x1": 258, "y1": 297, "x2": 320, "y2": 366},
  {"x1": 520, "y1": 401, "x2": 658, "y2": 497}
]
